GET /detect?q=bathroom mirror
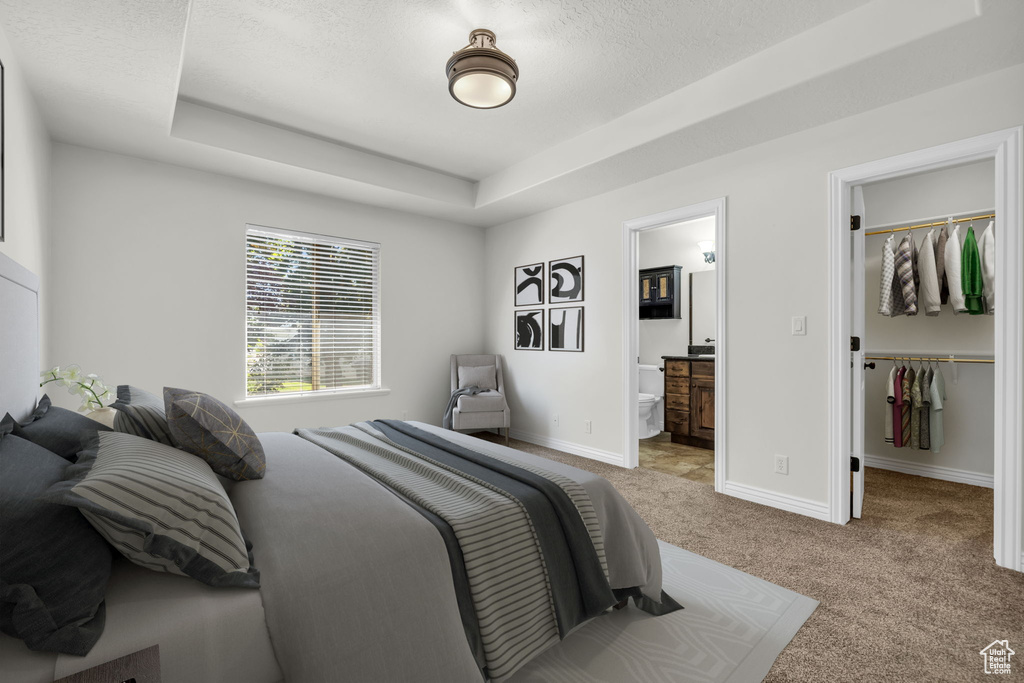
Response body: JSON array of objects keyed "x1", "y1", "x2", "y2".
[{"x1": 689, "y1": 270, "x2": 716, "y2": 346}]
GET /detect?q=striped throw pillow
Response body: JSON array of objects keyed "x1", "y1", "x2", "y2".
[
  {"x1": 111, "y1": 385, "x2": 174, "y2": 445},
  {"x1": 44, "y1": 431, "x2": 259, "y2": 588}
]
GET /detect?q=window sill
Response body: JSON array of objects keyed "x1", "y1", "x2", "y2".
[{"x1": 234, "y1": 387, "x2": 390, "y2": 407}]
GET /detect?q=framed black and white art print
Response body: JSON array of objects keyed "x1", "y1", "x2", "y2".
[
  {"x1": 514, "y1": 309, "x2": 544, "y2": 350},
  {"x1": 514, "y1": 262, "x2": 544, "y2": 306},
  {"x1": 549, "y1": 306, "x2": 583, "y2": 352},
  {"x1": 549, "y1": 255, "x2": 584, "y2": 303}
]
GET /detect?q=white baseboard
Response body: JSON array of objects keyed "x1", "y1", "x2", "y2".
[
  {"x1": 509, "y1": 428, "x2": 626, "y2": 467},
  {"x1": 864, "y1": 453, "x2": 994, "y2": 489},
  {"x1": 722, "y1": 481, "x2": 832, "y2": 522}
]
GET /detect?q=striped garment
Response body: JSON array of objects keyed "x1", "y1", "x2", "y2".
[
  {"x1": 111, "y1": 385, "x2": 174, "y2": 445},
  {"x1": 48, "y1": 431, "x2": 258, "y2": 588},
  {"x1": 901, "y1": 367, "x2": 915, "y2": 447},
  {"x1": 878, "y1": 235, "x2": 896, "y2": 316},
  {"x1": 895, "y1": 235, "x2": 918, "y2": 315},
  {"x1": 893, "y1": 366, "x2": 906, "y2": 448}
]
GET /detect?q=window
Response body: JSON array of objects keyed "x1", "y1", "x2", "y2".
[{"x1": 245, "y1": 225, "x2": 380, "y2": 398}]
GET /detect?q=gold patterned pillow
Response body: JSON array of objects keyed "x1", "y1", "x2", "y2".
[{"x1": 163, "y1": 388, "x2": 266, "y2": 481}]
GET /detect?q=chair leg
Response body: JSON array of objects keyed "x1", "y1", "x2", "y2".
[{"x1": 505, "y1": 428, "x2": 510, "y2": 447}]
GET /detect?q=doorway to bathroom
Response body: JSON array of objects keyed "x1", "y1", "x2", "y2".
[{"x1": 622, "y1": 198, "x2": 726, "y2": 491}]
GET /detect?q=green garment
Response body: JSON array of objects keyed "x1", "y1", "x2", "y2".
[{"x1": 962, "y1": 226, "x2": 984, "y2": 315}]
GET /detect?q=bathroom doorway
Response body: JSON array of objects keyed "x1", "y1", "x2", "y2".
[{"x1": 622, "y1": 198, "x2": 726, "y2": 490}]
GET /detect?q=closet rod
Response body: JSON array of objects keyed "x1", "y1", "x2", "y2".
[
  {"x1": 863, "y1": 355, "x2": 994, "y2": 364},
  {"x1": 863, "y1": 212, "x2": 994, "y2": 236}
]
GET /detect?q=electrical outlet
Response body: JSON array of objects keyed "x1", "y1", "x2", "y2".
[
  {"x1": 552, "y1": 414, "x2": 559, "y2": 428},
  {"x1": 774, "y1": 455, "x2": 789, "y2": 475},
  {"x1": 791, "y1": 316, "x2": 806, "y2": 336},
  {"x1": 584, "y1": 420, "x2": 592, "y2": 434}
]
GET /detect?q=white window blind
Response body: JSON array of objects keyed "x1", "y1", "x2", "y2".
[{"x1": 245, "y1": 225, "x2": 380, "y2": 398}]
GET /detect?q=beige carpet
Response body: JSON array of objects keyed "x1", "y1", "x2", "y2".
[{"x1": 476, "y1": 433, "x2": 1024, "y2": 681}]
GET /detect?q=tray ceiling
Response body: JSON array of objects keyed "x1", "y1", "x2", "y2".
[{"x1": 0, "y1": 0, "x2": 1021, "y2": 226}]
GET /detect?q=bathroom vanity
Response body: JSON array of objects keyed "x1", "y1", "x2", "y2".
[{"x1": 661, "y1": 356, "x2": 715, "y2": 450}]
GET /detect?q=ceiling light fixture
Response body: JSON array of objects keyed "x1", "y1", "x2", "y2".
[
  {"x1": 446, "y1": 29, "x2": 518, "y2": 109},
  {"x1": 698, "y1": 241, "x2": 716, "y2": 264}
]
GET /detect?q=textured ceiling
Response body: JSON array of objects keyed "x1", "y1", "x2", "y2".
[
  {"x1": 178, "y1": 0, "x2": 867, "y2": 179},
  {"x1": 0, "y1": 0, "x2": 1020, "y2": 227}
]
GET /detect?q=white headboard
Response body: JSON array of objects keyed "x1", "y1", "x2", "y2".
[{"x1": 0, "y1": 251, "x2": 40, "y2": 422}]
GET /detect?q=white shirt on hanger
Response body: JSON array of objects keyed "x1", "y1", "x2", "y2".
[
  {"x1": 917, "y1": 229, "x2": 941, "y2": 316},
  {"x1": 944, "y1": 225, "x2": 967, "y2": 314}
]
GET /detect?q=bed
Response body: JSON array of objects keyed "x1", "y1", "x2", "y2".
[{"x1": 0, "y1": 251, "x2": 679, "y2": 683}]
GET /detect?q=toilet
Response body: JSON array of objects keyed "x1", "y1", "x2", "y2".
[{"x1": 638, "y1": 364, "x2": 665, "y2": 439}]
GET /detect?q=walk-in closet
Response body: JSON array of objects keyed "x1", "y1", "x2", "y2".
[{"x1": 854, "y1": 160, "x2": 996, "y2": 524}]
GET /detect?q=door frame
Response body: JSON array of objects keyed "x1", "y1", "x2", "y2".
[
  {"x1": 621, "y1": 197, "x2": 727, "y2": 493},
  {"x1": 826, "y1": 127, "x2": 1023, "y2": 572}
]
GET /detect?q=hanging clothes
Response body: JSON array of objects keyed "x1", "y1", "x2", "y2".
[
  {"x1": 919, "y1": 367, "x2": 931, "y2": 451},
  {"x1": 917, "y1": 229, "x2": 941, "y2": 316},
  {"x1": 945, "y1": 225, "x2": 967, "y2": 314},
  {"x1": 977, "y1": 220, "x2": 995, "y2": 315},
  {"x1": 884, "y1": 365, "x2": 896, "y2": 445},
  {"x1": 929, "y1": 366, "x2": 946, "y2": 453},
  {"x1": 962, "y1": 225, "x2": 985, "y2": 315},
  {"x1": 911, "y1": 232, "x2": 920, "y2": 291},
  {"x1": 895, "y1": 235, "x2": 918, "y2": 315},
  {"x1": 901, "y1": 365, "x2": 914, "y2": 447},
  {"x1": 909, "y1": 366, "x2": 923, "y2": 449},
  {"x1": 878, "y1": 235, "x2": 897, "y2": 316},
  {"x1": 935, "y1": 225, "x2": 949, "y2": 305},
  {"x1": 893, "y1": 365, "x2": 906, "y2": 448}
]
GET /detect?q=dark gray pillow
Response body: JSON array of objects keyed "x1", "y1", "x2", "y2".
[
  {"x1": 110, "y1": 385, "x2": 174, "y2": 445},
  {"x1": 12, "y1": 394, "x2": 111, "y2": 461},
  {"x1": 0, "y1": 434, "x2": 112, "y2": 655},
  {"x1": 44, "y1": 432, "x2": 259, "y2": 589},
  {"x1": 164, "y1": 387, "x2": 266, "y2": 481}
]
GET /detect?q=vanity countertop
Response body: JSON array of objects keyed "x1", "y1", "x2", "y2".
[{"x1": 662, "y1": 355, "x2": 715, "y2": 361}]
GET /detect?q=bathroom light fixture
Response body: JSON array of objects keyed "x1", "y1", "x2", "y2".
[
  {"x1": 698, "y1": 240, "x2": 716, "y2": 264},
  {"x1": 446, "y1": 29, "x2": 518, "y2": 109}
]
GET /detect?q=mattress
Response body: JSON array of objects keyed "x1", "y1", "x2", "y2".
[{"x1": 0, "y1": 550, "x2": 283, "y2": 683}]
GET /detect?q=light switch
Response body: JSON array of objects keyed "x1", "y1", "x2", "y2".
[{"x1": 791, "y1": 316, "x2": 806, "y2": 336}]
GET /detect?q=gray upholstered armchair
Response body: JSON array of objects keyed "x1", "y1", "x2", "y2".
[{"x1": 447, "y1": 354, "x2": 510, "y2": 445}]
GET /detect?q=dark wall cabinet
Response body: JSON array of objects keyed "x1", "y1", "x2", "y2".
[
  {"x1": 639, "y1": 265, "x2": 682, "y2": 319},
  {"x1": 663, "y1": 358, "x2": 714, "y2": 450}
]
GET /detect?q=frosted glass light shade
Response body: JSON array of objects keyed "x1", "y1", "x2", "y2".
[
  {"x1": 698, "y1": 241, "x2": 716, "y2": 264},
  {"x1": 451, "y1": 72, "x2": 514, "y2": 109}
]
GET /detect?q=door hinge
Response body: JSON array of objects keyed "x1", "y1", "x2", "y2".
[
  {"x1": 850, "y1": 336, "x2": 861, "y2": 352},
  {"x1": 851, "y1": 456, "x2": 861, "y2": 473},
  {"x1": 850, "y1": 215, "x2": 861, "y2": 231}
]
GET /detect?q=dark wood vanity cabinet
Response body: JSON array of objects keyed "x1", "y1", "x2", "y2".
[
  {"x1": 639, "y1": 266, "x2": 681, "y2": 319},
  {"x1": 663, "y1": 358, "x2": 714, "y2": 449}
]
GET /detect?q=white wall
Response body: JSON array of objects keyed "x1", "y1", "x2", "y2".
[
  {"x1": 862, "y1": 161, "x2": 995, "y2": 478},
  {"x1": 48, "y1": 144, "x2": 485, "y2": 432},
  {"x1": 638, "y1": 216, "x2": 715, "y2": 365},
  {"x1": 0, "y1": 22, "x2": 51, "y2": 358},
  {"x1": 483, "y1": 63, "x2": 1024, "y2": 504}
]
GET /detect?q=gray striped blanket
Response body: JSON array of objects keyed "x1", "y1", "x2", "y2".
[{"x1": 296, "y1": 421, "x2": 665, "y2": 682}]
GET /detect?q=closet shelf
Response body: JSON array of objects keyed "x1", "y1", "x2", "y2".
[
  {"x1": 863, "y1": 212, "x2": 994, "y2": 236},
  {"x1": 863, "y1": 355, "x2": 994, "y2": 364}
]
